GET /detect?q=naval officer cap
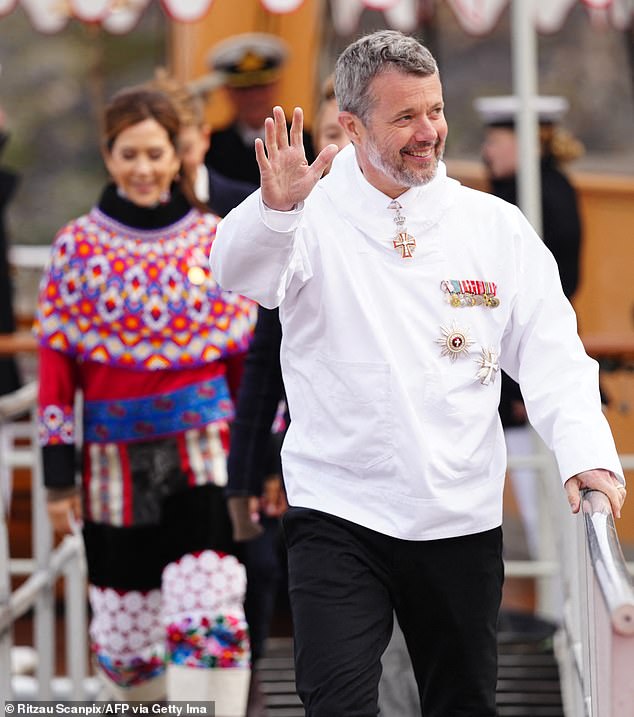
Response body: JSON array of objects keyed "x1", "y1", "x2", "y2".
[
  {"x1": 207, "y1": 33, "x2": 289, "y2": 89},
  {"x1": 473, "y1": 95, "x2": 570, "y2": 128}
]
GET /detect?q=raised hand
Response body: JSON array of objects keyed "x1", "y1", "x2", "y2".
[{"x1": 255, "y1": 106, "x2": 338, "y2": 212}]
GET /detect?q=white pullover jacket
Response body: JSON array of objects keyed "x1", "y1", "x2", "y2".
[{"x1": 210, "y1": 144, "x2": 622, "y2": 540}]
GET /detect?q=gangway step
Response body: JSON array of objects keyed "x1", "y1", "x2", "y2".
[
  {"x1": 498, "y1": 666, "x2": 560, "y2": 680},
  {"x1": 497, "y1": 678, "x2": 562, "y2": 693},
  {"x1": 497, "y1": 709, "x2": 564, "y2": 717},
  {"x1": 255, "y1": 634, "x2": 564, "y2": 716}
]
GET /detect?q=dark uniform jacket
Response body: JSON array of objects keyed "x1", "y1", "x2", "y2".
[
  {"x1": 492, "y1": 157, "x2": 582, "y2": 426},
  {"x1": 206, "y1": 122, "x2": 315, "y2": 186}
]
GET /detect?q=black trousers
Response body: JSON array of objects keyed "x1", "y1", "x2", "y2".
[{"x1": 282, "y1": 507, "x2": 503, "y2": 717}]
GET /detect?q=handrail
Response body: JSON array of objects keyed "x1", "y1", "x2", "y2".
[
  {"x1": 0, "y1": 382, "x2": 38, "y2": 420},
  {"x1": 0, "y1": 382, "x2": 88, "y2": 701},
  {"x1": 553, "y1": 469, "x2": 634, "y2": 716},
  {"x1": 0, "y1": 534, "x2": 84, "y2": 634},
  {"x1": 582, "y1": 490, "x2": 634, "y2": 636}
]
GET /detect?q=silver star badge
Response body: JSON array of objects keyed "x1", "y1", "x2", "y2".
[{"x1": 436, "y1": 322, "x2": 475, "y2": 361}]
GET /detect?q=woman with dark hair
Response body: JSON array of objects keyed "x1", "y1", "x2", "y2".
[{"x1": 34, "y1": 86, "x2": 255, "y2": 712}]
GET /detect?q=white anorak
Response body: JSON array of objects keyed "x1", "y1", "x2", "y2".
[{"x1": 210, "y1": 144, "x2": 623, "y2": 540}]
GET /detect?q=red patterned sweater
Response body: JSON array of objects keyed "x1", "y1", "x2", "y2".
[{"x1": 34, "y1": 184, "x2": 256, "y2": 490}]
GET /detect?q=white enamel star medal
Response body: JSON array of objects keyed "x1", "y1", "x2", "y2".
[
  {"x1": 475, "y1": 347, "x2": 499, "y2": 385},
  {"x1": 436, "y1": 322, "x2": 474, "y2": 361}
]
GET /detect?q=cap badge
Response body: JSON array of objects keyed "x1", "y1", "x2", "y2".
[{"x1": 238, "y1": 51, "x2": 266, "y2": 73}]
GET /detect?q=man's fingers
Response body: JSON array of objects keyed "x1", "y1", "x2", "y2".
[
  {"x1": 289, "y1": 106, "x2": 304, "y2": 147},
  {"x1": 274, "y1": 105, "x2": 290, "y2": 149},
  {"x1": 612, "y1": 483, "x2": 626, "y2": 519},
  {"x1": 254, "y1": 137, "x2": 270, "y2": 172},
  {"x1": 565, "y1": 477, "x2": 581, "y2": 514},
  {"x1": 567, "y1": 470, "x2": 626, "y2": 519},
  {"x1": 311, "y1": 144, "x2": 339, "y2": 179},
  {"x1": 263, "y1": 116, "x2": 277, "y2": 161}
]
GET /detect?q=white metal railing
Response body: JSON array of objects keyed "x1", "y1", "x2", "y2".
[
  {"x1": 0, "y1": 382, "x2": 91, "y2": 701},
  {"x1": 8, "y1": 244, "x2": 50, "y2": 269},
  {"x1": 506, "y1": 432, "x2": 634, "y2": 717},
  {"x1": 554, "y1": 487, "x2": 634, "y2": 717}
]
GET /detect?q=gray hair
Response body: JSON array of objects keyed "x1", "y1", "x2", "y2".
[{"x1": 334, "y1": 30, "x2": 438, "y2": 125}]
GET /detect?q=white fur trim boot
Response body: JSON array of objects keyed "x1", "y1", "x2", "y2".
[
  {"x1": 88, "y1": 585, "x2": 167, "y2": 701},
  {"x1": 162, "y1": 550, "x2": 251, "y2": 715}
]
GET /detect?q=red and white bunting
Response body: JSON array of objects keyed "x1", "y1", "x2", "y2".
[
  {"x1": 0, "y1": 0, "x2": 631, "y2": 34},
  {"x1": 259, "y1": 0, "x2": 305, "y2": 12}
]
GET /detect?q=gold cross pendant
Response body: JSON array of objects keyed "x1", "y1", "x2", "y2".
[{"x1": 393, "y1": 232, "x2": 416, "y2": 258}]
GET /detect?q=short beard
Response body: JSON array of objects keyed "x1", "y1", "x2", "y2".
[{"x1": 366, "y1": 135, "x2": 442, "y2": 189}]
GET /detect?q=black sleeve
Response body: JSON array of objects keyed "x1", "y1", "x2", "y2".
[
  {"x1": 208, "y1": 168, "x2": 257, "y2": 217},
  {"x1": 303, "y1": 129, "x2": 316, "y2": 164},
  {"x1": 42, "y1": 444, "x2": 77, "y2": 489},
  {"x1": 227, "y1": 306, "x2": 285, "y2": 496},
  {"x1": 540, "y1": 166, "x2": 582, "y2": 300}
]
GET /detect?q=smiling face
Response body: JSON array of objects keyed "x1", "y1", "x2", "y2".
[
  {"x1": 103, "y1": 117, "x2": 181, "y2": 207},
  {"x1": 339, "y1": 69, "x2": 447, "y2": 198}
]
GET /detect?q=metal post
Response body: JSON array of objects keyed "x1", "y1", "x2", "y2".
[
  {"x1": 511, "y1": 0, "x2": 543, "y2": 236},
  {"x1": 32, "y1": 409, "x2": 55, "y2": 700},
  {"x1": 0, "y1": 434, "x2": 13, "y2": 700},
  {"x1": 64, "y1": 537, "x2": 88, "y2": 699}
]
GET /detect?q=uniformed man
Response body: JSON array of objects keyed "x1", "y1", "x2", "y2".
[
  {"x1": 0, "y1": 104, "x2": 21, "y2": 397},
  {"x1": 475, "y1": 94, "x2": 584, "y2": 558},
  {"x1": 204, "y1": 32, "x2": 314, "y2": 186}
]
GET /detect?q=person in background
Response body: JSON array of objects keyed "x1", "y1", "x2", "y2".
[
  {"x1": 0, "y1": 104, "x2": 21, "y2": 396},
  {"x1": 311, "y1": 76, "x2": 348, "y2": 158},
  {"x1": 210, "y1": 30, "x2": 625, "y2": 716},
  {"x1": 148, "y1": 68, "x2": 256, "y2": 216},
  {"x1": 148, "y1": 66, "x2": 265, "y2": 717},
  {"x1": 34, "y1": 86, "x2": 256, "y2": 714},
  {"x1": 475, "y1": 95, "x2": 582, "y2": 298},
  {"x1": 475, "y1": 94, "x2": 584, "y2": 558},
  {"x1": 204, "y1": 32, "x2": 315, "y2": 186}
]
